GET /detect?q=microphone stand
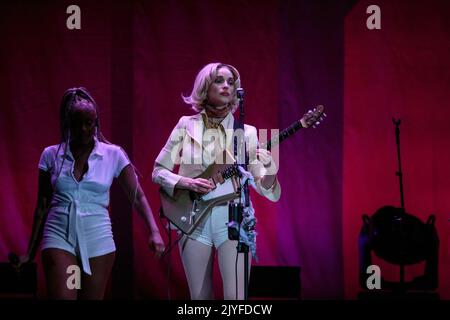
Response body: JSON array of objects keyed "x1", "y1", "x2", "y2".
[
  {"x1": 230, "y1": 88, "x2": 250, "y2": 300},
  {"x1": 392, "y1": 118, "x2": 406, "y2": 291}
]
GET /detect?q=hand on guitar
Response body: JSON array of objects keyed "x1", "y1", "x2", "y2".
[
  {"x1": 257, "y1": 148, "x2": 275, "y2": 168},
  {"x1": 254, "y1": 149, "x2": 277, "y2": 189},
  {"x1": 256, "y1": 148, "x2": 278, "y2": 175},
  {"x1": 177, "y1": 177, "x2": 214, "y2": 194}
]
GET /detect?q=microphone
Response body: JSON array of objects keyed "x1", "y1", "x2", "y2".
[{"x1": 236, "y1": 88, "x2": 244, "y2": 100}]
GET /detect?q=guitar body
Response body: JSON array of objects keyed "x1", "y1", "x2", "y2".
[{"x1": 159, "y1": 163, "x2": 240, "y2": 235}]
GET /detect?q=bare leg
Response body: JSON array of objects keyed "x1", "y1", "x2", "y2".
[
  {"x1": 42, "y1": 248, "x2": 79, "y2": 300},
  {"x1": 78, "y1": 252, "x2": 115, "y2": 300},
  {"x1": 179, "y1": 237, "x2": 215, "y2": 300},
  {"x1": 217, "y1": 240, "x2": 251, "y2": 300}
]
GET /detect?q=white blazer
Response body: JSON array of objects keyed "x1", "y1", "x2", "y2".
[{"x1": 152, "y1": 111, "x2": 281, "y2": 202}]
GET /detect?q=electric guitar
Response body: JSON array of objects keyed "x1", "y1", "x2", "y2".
[{"x1": 159, "y1": 105, "x2": 326, "y2": 234}]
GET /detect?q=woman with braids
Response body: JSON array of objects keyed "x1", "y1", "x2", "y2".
[
  {"x1": 152, "y1": 63, "x2": 281, "y2": 299},
  {"x1": 18, "y1": 87, "x2": 165, "y2": 299}
]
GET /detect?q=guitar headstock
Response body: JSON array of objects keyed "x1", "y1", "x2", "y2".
[{"x1": 300, "y1": 105, "x2": 326, "y2": 128}]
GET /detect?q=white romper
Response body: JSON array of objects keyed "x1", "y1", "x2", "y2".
[{"x1": 39, "y1": 138, "x2": 130, "y2": 275}]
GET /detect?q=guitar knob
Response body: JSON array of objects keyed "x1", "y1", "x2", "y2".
[{"x1": 181, "y1": 216, "x2": 187, "y2": 223}]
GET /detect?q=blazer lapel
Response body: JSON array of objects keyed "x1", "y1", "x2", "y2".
[{"x1": 185, "y1": 113, "x2": 204, "y2": 146}]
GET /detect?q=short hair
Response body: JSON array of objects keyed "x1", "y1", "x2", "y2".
[{"x1": 182, "y1": 62, "x2": 241, "y2": 113}]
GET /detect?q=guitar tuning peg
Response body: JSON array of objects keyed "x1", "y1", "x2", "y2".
[
  {"x1": 315, "y1": 121, "x2": 320, "y2": 126},
  {"x1": 323, "y1": 113, "x2": 327, "y2": 117}
]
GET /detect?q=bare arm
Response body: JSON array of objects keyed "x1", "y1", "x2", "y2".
[
  {"x1": 118, "y1": 164, "x2": 165, "y2": 255},
  {"x1": 22, "y1": 170, "x2": 53, "y2": 263}
]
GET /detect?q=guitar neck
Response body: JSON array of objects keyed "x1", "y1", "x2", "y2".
[
  {"x1": 262, "y1": 120, "x2": 303, "y2": 151},
  {"x1": 214, "y1": 106, "x2": 324, "y2": 182},
  {"x1": 219, "y1": 119, "x2": 304, "y2": 180}
]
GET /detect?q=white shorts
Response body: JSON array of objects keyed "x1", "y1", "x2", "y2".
[
  {"x1": 187, "y1": 205, "x2": 230, "y2": 248},
  {"x1": 41, "y1": 209, "x2": 116, "y2": 259}
]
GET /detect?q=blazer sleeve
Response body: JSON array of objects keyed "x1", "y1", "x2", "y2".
[
  {"x1": 152, "y1": 117, "x2": 186, "y2": 197},
  {"x1": 246, "y1": 125, "x2": 281, "y2": 202}
]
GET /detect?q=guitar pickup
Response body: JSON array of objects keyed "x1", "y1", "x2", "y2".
[
  {"x1": 214, "y1": 172, "x2": 224, "y2": 185},
  {"x1": 208, "y1": 178, "x2": 217, "y2": 189}
]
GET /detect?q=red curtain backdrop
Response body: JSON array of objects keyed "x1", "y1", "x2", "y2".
[{"x1": 1, "y1": 0, "x2": 449, "y2": 299}]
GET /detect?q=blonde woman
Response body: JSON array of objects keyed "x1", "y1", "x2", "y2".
[{"x1": 153, "y1": 63, "x2": 281, "y2": 300}]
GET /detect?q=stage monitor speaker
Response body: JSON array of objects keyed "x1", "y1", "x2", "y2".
[{"x1": 248, "y1": 266, "x2": 301, "y2": 299}]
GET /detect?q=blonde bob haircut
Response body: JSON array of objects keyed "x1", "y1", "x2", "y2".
[{"x1": 182, "y1": 62, "x2": 241, "y2": 113}]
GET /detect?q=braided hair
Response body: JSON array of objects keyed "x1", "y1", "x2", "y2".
[
  {"x1": 59, "y1": 87, "x2": 109, "y2": 144},
  {"x1": 51, "y1": 87, "x2": 110, "y2": 181}
]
